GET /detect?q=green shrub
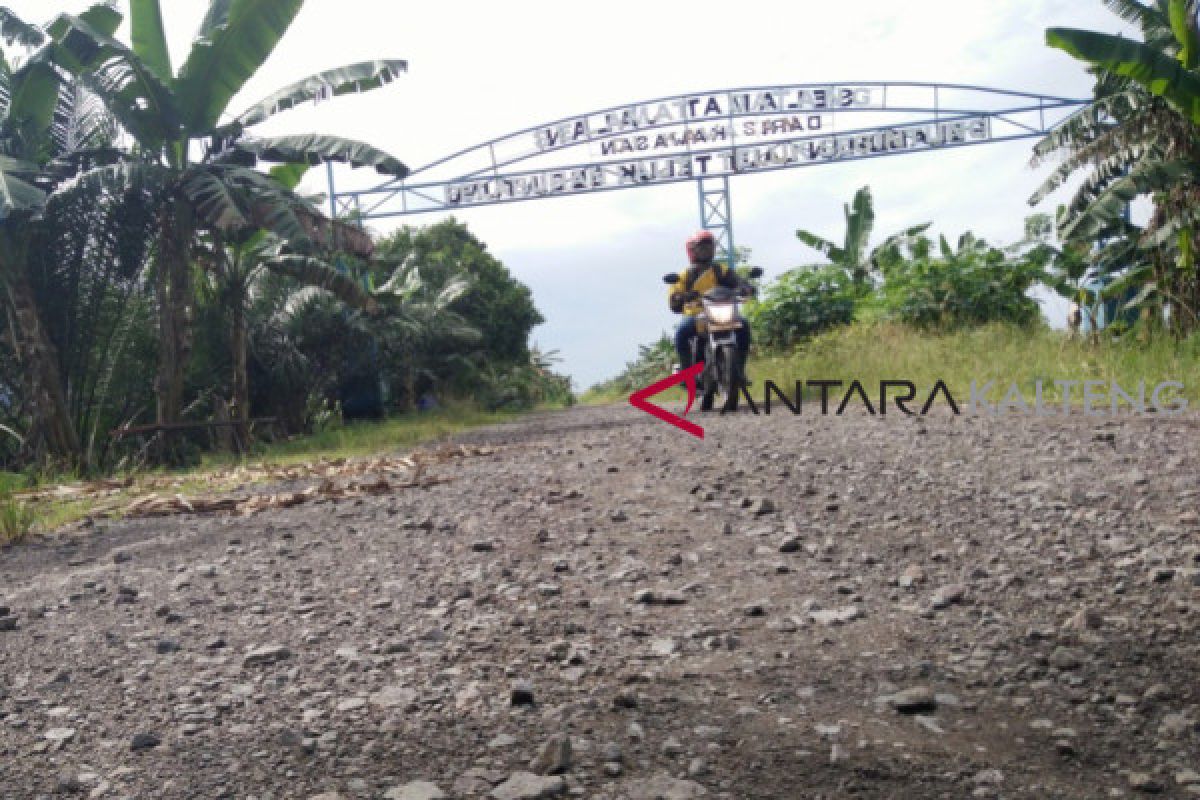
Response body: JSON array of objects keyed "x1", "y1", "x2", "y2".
[
  {"x1": 752, "y1": 321, "x2": 1200, "y2": 408},
  {"x1": 468, "y1": 362, "x2": 574, "y2": 411},
  {"x1": 0, "y1": 493, "x2": 37, "y2": 544},
  {"x1": 746, "y1": 265, "x2": 857, "y2": 348},
  {"x1": 876, "y1": 236, "x2": 1047, "y2": 330}
]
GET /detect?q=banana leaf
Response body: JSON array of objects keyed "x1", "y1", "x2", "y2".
[
  {"x1": 233, "y1": 134, "x2": 408, "y2": 177},
  {"x1": 223, "y1": 165, "x2": 313, "y2": 247},
  {"x1": 268, "y1": 162, "x2": 309, "y2": 191},
  {"x1": 50, "y1": 14, "x2": 181, "y2": 148},
  {"x1": 194, "y1": 0, "x2": 233, "y2": 40},
  {"x1": 1099, "y1": 263, "x2": 1155, "y2": 300},
  {"x1": 51, "y1": 161, "x2": 171, "y2": 207},
  {"x1": 0, "y1": 8, "x2": 45, "y2": 47},
  {"x1": 1119, "y1": 281, "x2": 1160, "y2": 311},
  {"x1": 1030, "y1": 142, "x2": 1150, "y2": 205},
  {"x1": 1031, "y1": 89, "x2": 1147, "y2": 160},
  {"x1": 1047, "y1": 27, "x2": 1200, "y2": 123},
  {"x1": 1060, "y1": 158, "x2": 1196, "y2": 240},
  {"x1": 181, "y1": 167, "x2": 251, "y2": 231},
  {"x1": 0, "y1": 165, "x2": 45, "y2": 219},
  {"x1": 236, "y1": 59, "x2": 407, "y2": 127},
  {"x1": 1102, "y1": 0, "x2": 1169, "y2": 32},
  {"x1": 1141, "y1": 202, "x2": 1200, "y2": 247},
  {"x1": 130, "y1": 0, "x2": 172, "y2": 84},
  {"x1": 843, "y1": 186, "x2": 874, "y2": 267},
  {"x1": 5, "y1": 56, "x2": 61, "y2": 142},
  {"x1": 174, "y1": 0, "x2": 305, "y2": 134},
  {"x1": 795, "y1": 230, "x2": 844, "y2": 263},
  {"x1": 1168, "y1": 0, "x2": 1200, "y2": 69},
  {"x1": 264, "y1": 253, "x2": 377, "y2": 313},
  {"x1": 46, "y1": 3, "x2": 123, "y2": 39}
]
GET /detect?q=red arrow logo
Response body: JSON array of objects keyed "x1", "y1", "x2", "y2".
[{"x1": 629, "y1": 363, "x2": 705, "y2": 439}]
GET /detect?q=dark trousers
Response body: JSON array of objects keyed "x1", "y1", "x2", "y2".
[{"x1": 674, "y1": 315, "x2": 750, "y2": 368}]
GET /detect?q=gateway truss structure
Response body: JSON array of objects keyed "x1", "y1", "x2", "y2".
[{"x1": 327, "y1": 81, "x2": 1086, "y2": 266}]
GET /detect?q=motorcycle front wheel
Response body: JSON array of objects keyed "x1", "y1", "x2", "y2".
[
  {"x1": 700, "y1": 346, "x2": 718, "y2": 412},
  {"x1": 717, "y1": 343, "x2": 739, "y2": 411}
]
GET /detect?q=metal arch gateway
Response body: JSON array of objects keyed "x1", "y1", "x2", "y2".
[{"x1": 326, "y1": 82, "x2": 1087, "y2": 264}]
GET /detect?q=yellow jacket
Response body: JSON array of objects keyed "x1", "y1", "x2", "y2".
[{"x1": 669, "y1": 263, "x2": 740, "y2": 316}]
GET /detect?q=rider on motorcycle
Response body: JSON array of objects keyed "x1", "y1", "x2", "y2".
[{"x1": 668, "y1": 230, "x2": 754, "y2": 371}]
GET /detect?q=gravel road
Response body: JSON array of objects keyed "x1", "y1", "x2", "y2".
[{"x1": 1, "y1": 403, "x2": 1198, "y2": 799}]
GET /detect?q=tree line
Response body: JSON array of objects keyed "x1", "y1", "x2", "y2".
[{"x1": 0, "y1": 2, "x2": 566, "y2": 474}]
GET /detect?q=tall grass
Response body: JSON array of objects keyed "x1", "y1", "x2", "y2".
[
  {"x1": 0, "y1": 493, "x2": 37, "y2": 544},
  {"x1": 0, "y1": 472, "x2": 28, "y2": 494},
  {"x1": 202, "y1": 405, "x2": 520, "y2": 469},
  {"x1": 585, "y1": 323, "x2": 1200, "y2": 409},
  {"x1": 752, "y1": 322, "x2": 1200, "y2": 408}
]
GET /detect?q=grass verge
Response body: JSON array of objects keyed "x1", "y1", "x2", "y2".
[
  {"x1": 11, "y1": 405, "x2": 524, "y2": 537},
  {"x1": 201, "y1": 406, "x2": 519, "y2": 469},
  {"x1": 578, "y1": 387, "x2": 628, "y2": 406},
  {"x1": 753, "y1": 322, "x2": 1200, "y2": 409},
  {"x1": 583, "y1": 322, "x2": 1200, "y2": 409}
]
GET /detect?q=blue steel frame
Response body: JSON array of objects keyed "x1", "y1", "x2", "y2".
[
  {"x1": 326, "y1": 81, "x2": 1088, "y2": 267},
  {"x1": 699, "y1": 176, "x2": 736, "y2": 269}
]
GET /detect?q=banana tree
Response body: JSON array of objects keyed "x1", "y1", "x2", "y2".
[
  {"x1": 0, "y1": 3, "x2": 125, "y2": 465},
  {"x1": 53, "y1": 0, "x2": 408, "y2": 461},
  {"x1": 1048, "y1": 1, "x2": 1200, "y2": 122},
  {"x1": 796, "y1": 186, "x2": 930, "y2": 291},
  {"x1": 1036, "y1": 0, "x2": 1200, "y2": 333}
]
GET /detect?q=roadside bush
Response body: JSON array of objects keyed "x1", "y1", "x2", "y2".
[
  {"x1": 877, "y1": 236, "x2": 1048, "y2": 330},
  {"x1": 472, "y1": 363, "x2": 574, "y2": 411},
  {"x1": 746, "y1": 265, "x2": 857, "y2": 348}
]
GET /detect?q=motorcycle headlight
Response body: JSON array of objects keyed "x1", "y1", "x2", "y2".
[{"x1": 705, "y1": 302, "x2": 736, "y2": 325}]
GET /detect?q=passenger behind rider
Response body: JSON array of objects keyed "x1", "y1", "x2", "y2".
[{"x1": 667, "y1": 230, "x2": 753, "y2": 371}]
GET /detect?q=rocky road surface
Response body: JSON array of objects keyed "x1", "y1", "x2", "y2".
[{"x1": 2, "y1": 403, "x2": 1199, "y2": 799}]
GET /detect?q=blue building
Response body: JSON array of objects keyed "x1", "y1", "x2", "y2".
[{"x1": 1078, "y1": 269, "x2": 1139, "y2": 332}]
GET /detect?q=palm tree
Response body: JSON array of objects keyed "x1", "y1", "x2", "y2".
[
  {"x1": 1033, "y1": 0, "x2": 1200, "y2": 332},
  {"x1": 0, "y1": 3, "x2": 127, "y2": 465},
  {"x1": 54, "y1": 0, "x2": 408, "y2": 460},
  {"x1": 795, "y1": 186, "x2": 931, "y2": 291},
  {"x1": 203, "y1": 230, "x2": 379, "y2": 449},
  {"x1": 375, "y1": 255, "x2": 478, "y2": 410},
  {"x1": 193, "y1": 162, "x2": 380, "y2": 449},
  {"x1": 34, "y1": 148, "x2": 160, "y2": 472},
  {"x1": 241, "y1": 278, "x2": 373, "y2": 432}
]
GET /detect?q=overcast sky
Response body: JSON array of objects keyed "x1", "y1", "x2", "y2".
[{"x1": 16, "y1": 1, "x2": 1133, "y2": 388}]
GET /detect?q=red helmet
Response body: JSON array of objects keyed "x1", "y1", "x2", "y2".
[{"x1": 686, "y1": 230, "x2": 716, "y2": 263}]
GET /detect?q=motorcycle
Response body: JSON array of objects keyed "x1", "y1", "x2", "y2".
[{"x1": 663, "y1": 267, "x2": 762, "y2": 412}]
